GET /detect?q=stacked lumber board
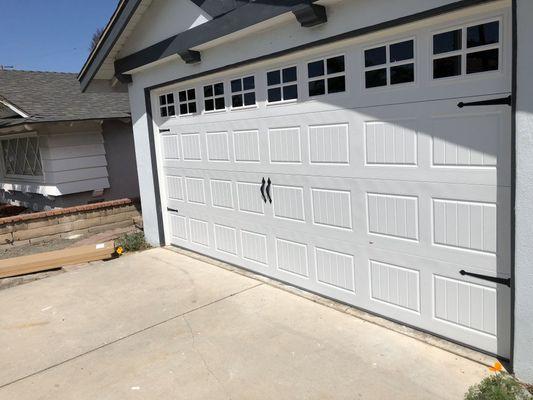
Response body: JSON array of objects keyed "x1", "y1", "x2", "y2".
[{"x1": 0, "y1": 241, "x2": 116, "y2": 279}]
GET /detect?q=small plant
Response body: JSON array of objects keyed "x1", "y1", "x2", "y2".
[
  {"x1": 115, "y1": 231, "x2": 150, "y2": 253},
  {"x1": 465, "y1": 373, "x2": 533, "y2": 400}
]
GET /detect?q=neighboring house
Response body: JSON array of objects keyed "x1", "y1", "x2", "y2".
[
  {"x1": 77, "y1": 0, "x2": 533, "y2": 383},
  {"x1": 0, "y1": 70, "x2": 139, "y2": 210}
]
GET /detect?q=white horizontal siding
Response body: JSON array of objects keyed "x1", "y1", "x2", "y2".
[
  {"x1": 39, "y1": 129, "x2": 110, "y2": 194},
  {"x1": 41, "y1": 155, "x2": 108, "y2": 172}
]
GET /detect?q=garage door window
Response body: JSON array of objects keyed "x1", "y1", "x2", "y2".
[
  {"x1": 159, "y1": 93, "x2": 175, "y2": 118},
  {"x1": 432, "y1": 20, "x2": 500, "y2": 79},
  {"x1": 364, "y1": 39, "x2": 415, "y2": 88},
  {"x1": 267, "y1": 66, "x2": 298, "y2": 103},
  {"x1": 307, "y1": 55, "x2": 346, "y2": 97},
  {"x1": 204, "y1": 82, "x2": 225, "y2": 112},
  {"x1": 178, "y1": 88, "x2": 197, "y2": 115},
  {"x1": 231, "y1": 76, "x2": 256, "y2": 108}
]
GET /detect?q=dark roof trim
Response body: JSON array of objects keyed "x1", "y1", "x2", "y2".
[
  {"x1": 0, "y1": 116, "x2": 132, "y2": 130},
  {"x1": 114, "y1": 0, "x2": 315, "y2": 75},
  {"x1": 293, "y1": 4, "x2": 327, "y2": 27},
  {"x1": 79, "y1": 0, "x2": 143, "y2": 92},
  {"x1": 190, "y1": 0, "x2": 245, "y2": 18},
  {"x1": 144, "y1": 0, "x2": 495, "y2": 93}
]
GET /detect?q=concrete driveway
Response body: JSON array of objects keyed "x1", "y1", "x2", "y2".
[{"x1": 0, "y1": 248, "x2": 490, "y2": 399}]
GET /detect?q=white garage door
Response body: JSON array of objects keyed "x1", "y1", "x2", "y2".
[{"x1": 154, "y1": 5, "x2": 512, "y2": 357}]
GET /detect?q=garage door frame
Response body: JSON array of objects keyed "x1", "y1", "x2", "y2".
[{"x1": 140, "y1": 0, "x2": 516, "y2": 361}]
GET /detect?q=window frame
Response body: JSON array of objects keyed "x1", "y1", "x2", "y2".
[
  {"x1": 177, "y1": 87, "x2": 198, "y2": 117},
  {"x1": 431, "y1": 17, "x2": 502, "y2": 81},
  {"x1": 230, "y1": 74, "x2": 257, "y2": 110},
  {"x1": 0, "y1": 133, "x2": 44, "y2": 182},
  {"x1": 266, "y1": 64, "x2": 299, "y2": 105},
  {"x1": 158, "y1": 92, "x2": 176, "y2": 119},
  {"x1": 306, "y1": 53, "x2": 347, "y2": 98},
  {"x1": 202, "y1": 81, "x2": 227, "y2": 114},
  {"x1": 362, "y1": 37, "x2": 416, "y2": 90}
]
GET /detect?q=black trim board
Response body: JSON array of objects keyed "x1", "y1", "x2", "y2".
[
  {"x1": 144, "y1": 87, "x2": 166, "y2": 246},
  {"x1": 115, "y1": 0, "x2": 315, "y2": 75},
  {"x1": 144, "y1": 0, "x2": 501, "y2": 249},
  {"x1": 80, "y1": 0, "x2": 143, "y2": 92},
  {"x1": 509, "y1": 0, "x2": 517, "y2": 372}
]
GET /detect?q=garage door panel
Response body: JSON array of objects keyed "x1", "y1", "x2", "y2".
[
  {"x1": 161, "y1": 97, "x2": 509, "y2": 187},
  {"x1": 157, "y1": 6, "x2": 511, "y2": 357}
]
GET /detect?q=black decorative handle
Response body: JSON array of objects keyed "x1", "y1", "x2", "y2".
[
  {"x1": 167, "y1": 207, "x2": 179, "y2": 213},
  {"x1": 459, "y1": 270, "x2": 511, "y2": 287},
  {"x1": 260, "y1": 178, "x2": 267, "y2": 203},
  {"x1": 457, "y1": 95, "x2": 512, "y2": 108},
  {"x1": 266, "y1": 178, "x2": 272, "y2": 203}
]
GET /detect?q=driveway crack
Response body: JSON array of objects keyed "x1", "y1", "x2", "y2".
[
  {"x1": 183, "y1": 315, "x2": 232, "y2": 400},
  {"x1": 0, "y1": 282, "x2": 263, "y2": 390}
]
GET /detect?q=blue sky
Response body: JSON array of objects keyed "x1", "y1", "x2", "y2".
[{"x1": 0, "y1": 0, "x2": 119, "y2": 73}]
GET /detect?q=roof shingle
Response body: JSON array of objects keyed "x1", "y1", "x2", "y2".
[{"x1": 0, "y1": 70, "x2": 130, "y2": 128}]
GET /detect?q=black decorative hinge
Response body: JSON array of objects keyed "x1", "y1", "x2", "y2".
[
  {"x1": 459, "y1": 270, "x2": 511, "y2": 287},
  {"x1": 167, "y1": 207, "x2": 179, "y2": 213},
  {"x1": 159, "y1": 129, "x2": 170, "y2": 133},
  {"x1": 457, "y1": 95, "x2": 512, "y2": 108}
]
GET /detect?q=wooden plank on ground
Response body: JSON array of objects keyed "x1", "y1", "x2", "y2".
[{"x1": 0, "y1": 241, "x2": 116, "y2": 279}]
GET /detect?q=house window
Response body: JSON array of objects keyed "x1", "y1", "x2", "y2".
[
  {"x1": 159, "y1": 93, "x2": 175, "y2": 118},
  {"x1": 364, "y1": 39, "x2": 415, "y2": 88},
  {"x1": 432, "y1": 20, "x2": 500, "y2": 79},
  {"x1": 231, "y1": 76, "x2": 256, "y2": 108},
  {"x1": 178, "y1": 88, "x2": 197, "y2": 115},
  {"x1": 0, "y1": 136, "x2": 43, "y2": 177},
  {"x1": 204, "y1": 82, "x2": 225, "y2": 112},
  {"x1": 307, "y1": 55, "x2": 346, "y2": 96},
  {"x1": 267, "y1": 66, "x2": 298, "y2": 103}
]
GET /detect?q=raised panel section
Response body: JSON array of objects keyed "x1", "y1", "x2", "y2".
[
  {"x1": 272, "y1": 185, "x2": 305, "y2": 221},
  {"x1": 433, "y1": 199, "x2": 497, "y2": 254},
  {"x1": 269, "y1": 127, "x2": 301, "y2": 163},
  {"x1": 434, "y1": 275, "x2": 497, "y2": 336},
  {"x1": 166, "y1": 176, "x2": 184, "y2": 200},
  {"x1": 234, "y1": 130, "x2": 260, "y2": 162},
  {"x1": 170, "y1": 214, "x2": 187, "y2": 240},
  {"x1": 312, "y1": 188, "x2": 352, "y2": 230},
  {"x1": 370, "y1": 260, "x2": 419, "y2": 312},
  {"x1": 237, "y1": 181, "x2": 264, "y2": 214},
  {"x1": 214, "y1": 224, "x2": 237, "y2": 255},
  {"x1": 309, "y1": 124, "x2": 349, "y2": 164},
  {"x1": 161, "y1": 136, "x2": 180, "y2": 160},
  {"x1": 207, "y1": 132, "x2": 230, "y2": 161},
  {"x1": 276, "y1": 238, "x2": 308, "y2": 277},
  {"x1": 189, "y1": 218, "x2": 209, "y2": 247},
  {"x1": 210, "y1": 179, "x2": 233, "y2": 209},
  {"x1": 241, "y1": 230, "x2": 268, "y2": 266},
  {"x1": 181, "y1": 133, "x2": 202, "y2": 160},
  {"x1": 316, "y1": 247, "x2": 355, "y2": 292},
  {"x1": 432, "y1": 114, "x2": 499, "y2": 167},
  {"x1": 185, "y1": 177, "x2": 206, "y2": 205},
  {"x1": 367, "y1": 193, "x2": 418, "y2": 240},
  {"x1": 365, "y1": 120, "x2": 417, "y2": 165}
]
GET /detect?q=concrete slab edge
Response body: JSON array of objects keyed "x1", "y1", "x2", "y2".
[{"x1": 165, "y1": 245, "x2": 497, "y2": 368}]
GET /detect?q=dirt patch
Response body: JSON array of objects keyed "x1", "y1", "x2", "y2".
[
  {"x1": 0, "y1": 226, "x2": 140, "y2": 260},
  {"x1": 0, "y1": 226, "x2": 142, "y2": 290}
]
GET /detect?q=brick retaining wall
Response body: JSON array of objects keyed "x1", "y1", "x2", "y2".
[{"x1": 0, "y1": 198, "x2": 141, "y2": 248}]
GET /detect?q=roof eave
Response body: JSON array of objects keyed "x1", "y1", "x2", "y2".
[{"x1": 78, "y1": 0, "x2": 143, "y2": 92}]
